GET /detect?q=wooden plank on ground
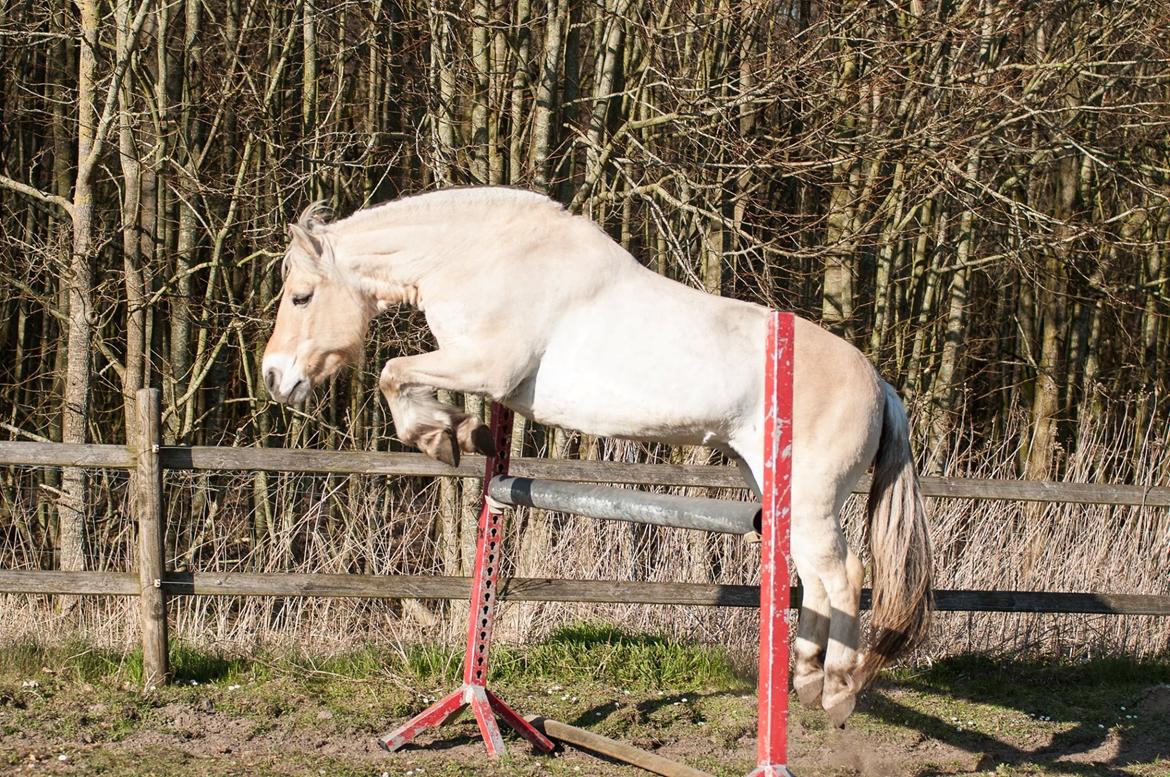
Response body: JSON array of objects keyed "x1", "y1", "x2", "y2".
[{"x1": 528, "y1": 716, "x2": 714, "y2": 777}]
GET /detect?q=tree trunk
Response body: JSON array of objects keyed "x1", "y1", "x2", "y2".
[
  {"x1": 302, "y1": 0, "x2": 319, "y2": 197},
  {"x1": 820, "y1": 12, "x2": 860, "y2": 339},
  {"x1": 59, "y1": 0, "x2": 103, "y2": 577},
  {"x1": 532, "y1": 0, "x2": 568, "y2": 191},
  {"x1": 117, "y1": 0, "x2": 149, "y2": 442}
]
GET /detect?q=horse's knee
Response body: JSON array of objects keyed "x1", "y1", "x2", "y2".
[{"x1": 378, "y1": 360, "x2": 401, "y2": 398}]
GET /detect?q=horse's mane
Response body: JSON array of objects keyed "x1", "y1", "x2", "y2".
[
  {"x1": 301, "y1": 187, "x2": 563, "y2": 234},
  {"x1": 297, "y1": 200, "x2": 332, "y2": 233}
]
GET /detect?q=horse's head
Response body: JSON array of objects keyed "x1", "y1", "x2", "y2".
[{"x1": 262, "y1": 206, "x2": 373, "y2": 404}]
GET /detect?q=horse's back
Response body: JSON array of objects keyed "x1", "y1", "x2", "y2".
[{"x1": 405, "y1": 191, "x2": 883, "y2": 477}]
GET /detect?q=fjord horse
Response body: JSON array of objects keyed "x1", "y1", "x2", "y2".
[{"x1": 260, "y1": 187, "x2": 932, "y2": 726}]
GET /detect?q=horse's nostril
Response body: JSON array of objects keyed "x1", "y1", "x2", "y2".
[{"x1": 264, "y1": 367, "x2": 279, "y2": 395}]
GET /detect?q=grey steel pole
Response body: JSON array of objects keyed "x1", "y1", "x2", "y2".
[{"x1": 488, "y1": 476, "x2": 760, "y2": 535}]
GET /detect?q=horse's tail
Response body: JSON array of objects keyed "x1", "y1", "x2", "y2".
[{"x1": 855, "y1": 381, "x2": 933, "y2": 688}]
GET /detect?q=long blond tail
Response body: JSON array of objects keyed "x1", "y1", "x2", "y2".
[{"x1": 855, "y1": 381, "x2": 933, "y2": 688}]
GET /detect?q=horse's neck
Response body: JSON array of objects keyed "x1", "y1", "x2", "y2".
[{"x1": 332, "y1": 221, "x2": 464, "y2": 309}]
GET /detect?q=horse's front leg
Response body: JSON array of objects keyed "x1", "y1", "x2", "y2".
[{"x1": 379, "y1": 349, "x2": 526, "y2": 466}]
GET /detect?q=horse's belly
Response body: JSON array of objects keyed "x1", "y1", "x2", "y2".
[
  {"x1": 506, "y1": 374, "x2": 713, "y2": 445},
  {"x1": 504, "y1": 319, "x2": 762, "y2": 446},
  {"x1": 486, "y1": 262, "x2": 768, "y2": 445}
]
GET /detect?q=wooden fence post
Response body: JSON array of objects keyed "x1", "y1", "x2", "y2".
[{"x1": 134, "y1": 388, "x2": 169, "y2": 687}]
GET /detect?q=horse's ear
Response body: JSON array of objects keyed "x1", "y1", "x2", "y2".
[
  {"x1": 286, "y1": 222, "x2": 338, "y2": 278},
  {"x1": 286, "y1": 223, "x2": 325, "y2": 277},
  {"x1": 289, "y1": 223, "x2": 322, "y2": 258}
]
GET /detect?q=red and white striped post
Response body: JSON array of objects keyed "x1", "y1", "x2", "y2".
[
  {"x1": 380, "y1": 406, "x2": 554, "y2": 757},
  {"x1": 751, "y1": 310, "x2": 796, "y2": 777}
]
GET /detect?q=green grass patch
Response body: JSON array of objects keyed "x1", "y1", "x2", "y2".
[
  {"x1": 390, "y1": 622, "x2": 745, "y2": 690},
  {"x1": 496, "y1": 621, "x2": 745, "y2": 690},
  {"x1": 0, "y1": 636, "x2": 148, "y2": 685},
  {"x1": 1, "y1": 622, "x2": 744, "y2": 693}
]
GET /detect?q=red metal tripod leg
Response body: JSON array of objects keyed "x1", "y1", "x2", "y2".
[
  {"x1": 486, "y1": 688, "x2": 555, "y2": 752},
  {"x1": 468, "y1": 686, "x2": 507, "y2": 756},
  {"x1": 379, "y1": 687, "x2": 467, "y2": 752}
]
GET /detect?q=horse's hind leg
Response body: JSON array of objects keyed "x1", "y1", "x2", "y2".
[
  {"x1": 790, "y1": 562, "x2": 831, "y2": 708},
  {"x1": 735, "y1": 454, "x2": 830, "y2": 709},
  {"x1": 790, "y1": 480, "x2": 864, "y2": 728},
  {"x1": 379, "y1": 349, "x2": 527, "y2": 466}
]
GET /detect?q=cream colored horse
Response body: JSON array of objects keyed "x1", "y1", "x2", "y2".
[{"x1": 261, "y1": 187, "x2": 932, "y2": 726}]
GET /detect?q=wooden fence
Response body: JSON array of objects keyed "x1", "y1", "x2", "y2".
[{"x1": 2, "y1": 389, "x2": 1169, "y2": 685}]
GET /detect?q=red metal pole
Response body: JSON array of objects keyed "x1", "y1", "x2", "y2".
[
  {"x1": 463, "y1": 407, "x2": 513, "y2": 691},
  {"x1": 750, "y1": 310, "x2": 796, "y2": 777},
  {"x1": 380, "y1": 405, "x2": 553, "y2": 757}
]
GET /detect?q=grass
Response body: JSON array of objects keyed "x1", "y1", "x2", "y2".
[
  {"x1": 89, "y1": 621, "x2": 744, "y2": 690},
  {"x1": 0, "y1": 623, "x2": 751, "y2": 776}
]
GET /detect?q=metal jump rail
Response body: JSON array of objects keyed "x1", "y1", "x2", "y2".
[
  {"x1": 379, "y1": 311, "x2": 797, "y2": 777},
  {"x1": 487, "y1": 474, "x2": 762, "y2": 534}
]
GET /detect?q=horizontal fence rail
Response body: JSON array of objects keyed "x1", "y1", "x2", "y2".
[
  {"x1": 2, "y1": 571, "x2": 1168, "y2": 615},
  {"x1": 4, "y1": 440, "x2": 1170, "y2": 506}
]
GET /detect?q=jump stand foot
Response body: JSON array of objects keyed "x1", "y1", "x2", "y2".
[
  {"x1": 749, "y1": 766, "x2": 796, "y2": 777},
  {"x1": 379, "y1": 683, "x2": 553, "y2": 757},
  {"x1": 381, "y1": 406, "x2": 554, "y2": 759}
]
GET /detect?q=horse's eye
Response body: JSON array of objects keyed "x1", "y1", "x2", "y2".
[{"x1": 292, "y1": 292, "x2": 313, "y2": 307}]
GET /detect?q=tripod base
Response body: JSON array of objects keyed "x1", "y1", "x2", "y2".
[{"x1": 380, "y1": 684, "x2": 554, "y2": 757}]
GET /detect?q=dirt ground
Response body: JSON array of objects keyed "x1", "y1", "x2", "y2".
[{"x1": 1, "y1": 647, "x2": 1167, "y2": 777}]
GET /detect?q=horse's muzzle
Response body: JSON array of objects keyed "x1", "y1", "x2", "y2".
[{"x1": 261, "y1": 354, "x2": 310, "y2": 404}]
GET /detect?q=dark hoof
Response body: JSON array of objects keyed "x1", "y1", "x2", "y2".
[
  {"x1": 455, "y1": 416, "x2": 497, "y2": 457},
  {"x1": 470, "y1": 424, "x2": 497, "y2": 457},
  {"x1": 418, "y1": 428, "x2": 460, "y2": 468}
]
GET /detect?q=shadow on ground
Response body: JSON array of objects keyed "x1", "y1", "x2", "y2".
[{"x1": 857, "y1": 654, "x2": 1170, "y2": 776}]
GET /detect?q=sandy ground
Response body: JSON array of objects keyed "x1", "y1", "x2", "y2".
[{"x1": 2, "y1": 667, "x2": 1168, "y2": 776}]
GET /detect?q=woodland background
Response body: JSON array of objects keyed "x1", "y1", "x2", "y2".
[{"x1": 0, "y1": 0, "x2": 1168, "y2": 657}]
